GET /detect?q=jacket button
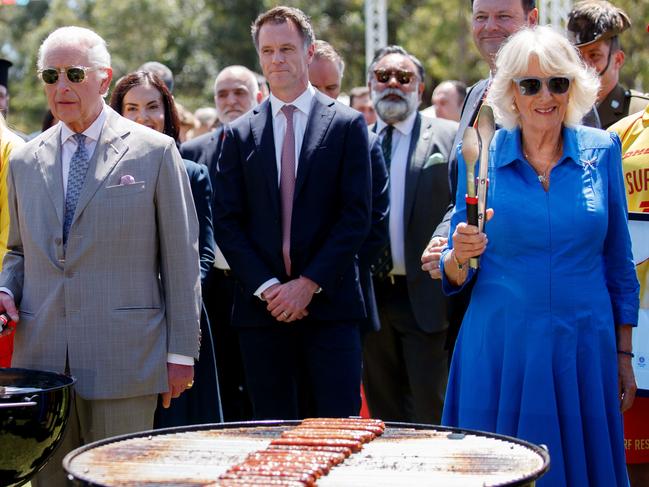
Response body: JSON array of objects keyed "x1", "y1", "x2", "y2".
[{"x1": 54, "y1": 237, "x2": 62, "y2": 245}]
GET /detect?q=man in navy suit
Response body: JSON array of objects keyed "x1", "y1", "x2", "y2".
[{"x1": 213, "y1": 6, "x2": 372, "y2": 419}]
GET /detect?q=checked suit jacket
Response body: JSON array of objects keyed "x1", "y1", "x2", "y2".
[{"x1": 0, "y1": 106, "x2": 201, "y2": 400}]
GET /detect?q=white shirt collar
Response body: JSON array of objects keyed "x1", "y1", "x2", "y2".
[
  {"x1": 376, "y1": 109, "x2": 417, "y2": 137},
  {"x1": 270, "y1": 83, "x2": 316, "y2": 118},
  {"x1": 60, "y1": 103, "x2": 107, "y2": 144}
]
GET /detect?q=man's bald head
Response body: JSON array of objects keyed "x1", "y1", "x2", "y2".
[{"x1": 213, "y1": 65, "x2": 261, "y2": 123}]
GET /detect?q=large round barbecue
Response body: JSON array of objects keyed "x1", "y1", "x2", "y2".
[{"x1": 63, "y1": 420, "x2": 549, "y2": 486}]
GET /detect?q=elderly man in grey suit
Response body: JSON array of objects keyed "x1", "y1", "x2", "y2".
[
  {"x1": 363, "y1": 45, "x2": 457, "y2": 424},
  {"x1": 0, "y1": 27, "x2": 201, "y2": 485}
]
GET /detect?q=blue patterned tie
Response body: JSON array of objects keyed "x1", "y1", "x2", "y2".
[{"x1": 63, "y1": 133, "x2": 90, "y2": 244}]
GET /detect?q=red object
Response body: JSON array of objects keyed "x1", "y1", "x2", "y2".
[
  {"x1": 624, "y1": 396, "x2": 649, "y2": 463},
  {"x1": 359, "y1": 384, "x2": 371, "y2": 418},
  {"x1": 0, "y1": 334, "x2": 13, "y2": 367}
]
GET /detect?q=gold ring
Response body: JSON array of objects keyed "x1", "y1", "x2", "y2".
[
  {"x1": 186, "y1": 381, "x2": 194, "y2": 389},
  {"x1": 282, "y1": 311, "x2": 288, "y2": 318}
]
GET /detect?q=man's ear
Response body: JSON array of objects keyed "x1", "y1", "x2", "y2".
[
  {"x1": 613, "y1": 49, "x2": 625, "y2": 70},
  {"x1": 256, "y1": 91, "x2": 263, "y2": 103}
]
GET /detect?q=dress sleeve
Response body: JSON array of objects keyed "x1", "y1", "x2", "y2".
[
  {"x1": 603, "y1": 132, "x2": 640, "y2": 326},
  {"x1": 440, "y1": 141, "x2": 477, "y2": 295}
]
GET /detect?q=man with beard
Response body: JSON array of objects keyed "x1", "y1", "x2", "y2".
[
  {"x1": 180, "y1": 65, "x2": 262, "y2": 421},
  {"x1": 362, "y1": 45, "x2": 457, "y2": 424}
]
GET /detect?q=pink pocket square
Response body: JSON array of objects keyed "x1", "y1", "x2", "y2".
[{"x1": 119, "y1": 175, "x2": 136, "y2": 185}]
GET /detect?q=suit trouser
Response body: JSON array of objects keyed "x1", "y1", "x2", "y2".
[
  {"x1": 238, "y1": 319, "x2": 362, "y2": 420},
  {"x1": 363, "y1": 275, "x2": 448, "y2": 424},
  {"x1": 32, "y1": 392, "x2": 156, "y2": 487}
]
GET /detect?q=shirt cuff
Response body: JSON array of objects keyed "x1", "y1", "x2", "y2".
[
  {"x1": 0, "y1": 287, "x2": 13, "y2": 299},
  {"x1": 255, "y1": 278, "x2": 280, "y2": 300},
  {"x1": 167, "y1": 353, "x2": 194, "y2": 365}
]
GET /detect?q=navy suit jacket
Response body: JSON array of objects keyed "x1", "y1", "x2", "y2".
[
  {"x1": 182, "y1": 158, "x2": 215, "y2": 282},
  {"x1": 358, "y1": 132, "x2": 389, "y2": 334},
  {"x1": 213, "y1": 92, "x2": 372, "y2": 327}
]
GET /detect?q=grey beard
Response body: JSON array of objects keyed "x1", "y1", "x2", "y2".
[{"x1": 372, "y1": 88, "x2": 419, "y2": 124}]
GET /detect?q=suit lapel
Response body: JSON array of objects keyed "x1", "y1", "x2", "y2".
[
  {"x1": 404, "y1": 114, "x2": 432, "y2": 229},
  {"x1": 72, "y1": 108, "x2": 128, "y2": 227},
  {"x1": 35, "y1": 126, "x2": 65, "y2": 225},
  {"x1": 465, "y1": 78, "x2": 489, "y2": 129},
  {"x1": 250, "y1": 100, "x2": 280, "y2": 215},
  {"x1": 294, "y1": 94, "x2": 335, "y2": 199}
]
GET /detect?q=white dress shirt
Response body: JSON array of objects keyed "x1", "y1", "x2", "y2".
[
  {"x1": 255, "y1": 84, "x2": 316, "y2": 298},
  {"x1": 375, "y1": 110, "x2": 418, "y2": 276}
]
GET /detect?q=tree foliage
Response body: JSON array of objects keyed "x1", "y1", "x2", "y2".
[{"x1": 0, "y1": 0, "x2": 647, "y2": 133}]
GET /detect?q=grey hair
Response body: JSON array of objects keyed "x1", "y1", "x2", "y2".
[
  {"x1": 213, "y1": 65, "x2": 260, "y2": 104},
  {"x1": 487, "y1": 25, "x2": 599, "y2": 128},
  {"x1": 37, "y1": 26, "x2": 111, "y2": 79}
]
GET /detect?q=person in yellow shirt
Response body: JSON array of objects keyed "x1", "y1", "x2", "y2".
[
  {"x1": 0, "y1": 113, "x2": 25, "y2": 366},
  {"x1": 610, "y1": 102, "x2": 649, "y2": 487}
]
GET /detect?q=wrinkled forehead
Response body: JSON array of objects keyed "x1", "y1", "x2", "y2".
[
  {"x1": 43, "y1": 44, "x2": 91, "y2": 68},
  {"x1": 217, "y1": 76, "x2": 252, "y2": 94},
  {"x1": 374, "y1": 53, "x2": 416, "y2": 73}
]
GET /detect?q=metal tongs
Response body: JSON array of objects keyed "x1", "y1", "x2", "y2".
[{"x1": 461, "y1": 104, "x2": 495, "y2": 269}]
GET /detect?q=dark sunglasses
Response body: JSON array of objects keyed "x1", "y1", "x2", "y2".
[
  {"x1": 513, "y1": 76, "x2": 571, "y2": 96},
  {"x1": 39, "y1": 66, "x2": 101, "y2": 84},
  {"x1": 373, "y1": 69, "x2": 416, "y2": 85}
]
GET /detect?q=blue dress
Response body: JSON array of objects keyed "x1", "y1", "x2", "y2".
[{"x1": 441, "y1": 126, "x2": 639, "y2": 486}]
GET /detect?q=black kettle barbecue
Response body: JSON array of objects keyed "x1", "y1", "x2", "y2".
[{"x1": 0, "y1": 367, "x2": 75, "y2": 487}]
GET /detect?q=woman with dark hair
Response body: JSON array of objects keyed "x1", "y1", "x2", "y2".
[{"x1": 110, "y1": 71, "x2": 220, "y2": 427}]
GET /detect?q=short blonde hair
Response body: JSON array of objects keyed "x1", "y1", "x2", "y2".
[{"x1": 486, "y1": 25, "x2": 599, "y2": 129}]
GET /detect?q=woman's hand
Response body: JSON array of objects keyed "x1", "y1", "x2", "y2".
[
  {"x1": 618, "y1": 354, "x2": 636, "y2": 413},
  {"x1": 452, "y1": 208, "x2": 494, "y2": 263},
  {"x1": 616, "y1": 324, "x2": 636, "y2": 412}
]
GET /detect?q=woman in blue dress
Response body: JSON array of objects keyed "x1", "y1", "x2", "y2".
[{"x1": 441, "y1": 26, "x2": 639, "y2": 486}]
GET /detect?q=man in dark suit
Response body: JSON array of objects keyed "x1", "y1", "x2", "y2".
[
  {"x1": 308, "y1": 40, "x2": 389, "y2": 339},
  {"x1": 180, "y1": 65, "x2": 262, "y2": 421},
  {"x1": 212, "y1": 6, "x2": 372, "y2": 420},
  {"x1": 361, "y1": 45, "x2": 458, "y2": 424},
  {"x1": 421, "y1": 0, "x2": 539, "y2": 359}
]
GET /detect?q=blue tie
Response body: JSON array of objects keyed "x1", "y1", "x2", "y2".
[{"x1": 63, "y1": 133, "x2": 90, "y2": 244}]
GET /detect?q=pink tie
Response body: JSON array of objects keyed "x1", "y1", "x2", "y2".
[{"x1": 280, "y1": 104, "x2": 297, "y2": 276}]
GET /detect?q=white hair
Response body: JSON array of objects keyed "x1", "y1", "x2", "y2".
[
  {"x1": 487, "y1": 25, "x2": 599, "y2": 129},
  {"x1": 213, "y1": 65, "x2": 259, "y2": 104},
  {"x1": 37, "y1": 26, "x2": 111, "y2": 79}
]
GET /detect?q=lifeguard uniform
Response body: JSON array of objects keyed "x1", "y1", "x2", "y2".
[{"x1": 610, "y1": 106, "x2": 649, "y2": 464}]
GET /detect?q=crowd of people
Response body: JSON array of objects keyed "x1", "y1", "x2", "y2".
[{"x1": 0, "y1": 0, "x2": 646, "y2": 486}]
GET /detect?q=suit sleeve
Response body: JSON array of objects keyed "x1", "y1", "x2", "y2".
[
  {"x1": 186, "y1": 161, "x2": 215, "y2": 283},
  {"x1": 358, "y1": 133, "x2": 389, "y2": 267},
  {"x1": 212, "y1": 126, "x2": 278, "y2": 295},
  {"x1": 302, "y1": 114, "x2": 372, "y2": 292},
  {"x1": 156, "y1": 141, "x2": 201, "y2": 358},
  {"x1": 0, "y1": 158, "x2": 24, "y2": 302},
  {"x1": 602, "y1": 132, "x2": 639, "y2": 326}
]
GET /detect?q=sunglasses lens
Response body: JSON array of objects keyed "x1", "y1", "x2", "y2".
[
  {"x1": 518, "y1": 78, "x2": 541, "y2": 96},
  {"x1": 548, "y1": 77, "x2": 570, "y2": 94},
  {"x1": 66, "y1": 67, "x2": 86, "y2": 83},
  {"x1": 397, "y1": 72, "x2": 412, "y2": 84},
  {"x1": 374, "y1": 70, "x2": 389, "y2": 83},
  {"x1": 41, "y1": 69, "x2": 59, "y2": 84}
]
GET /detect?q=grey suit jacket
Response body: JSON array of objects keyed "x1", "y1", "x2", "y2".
[
  {"x1": 1, "y1": 107, "x2": 201, "y2": 400},
  {"x1": 402, "y1": 114, "x2": 458, "y2": 333}
]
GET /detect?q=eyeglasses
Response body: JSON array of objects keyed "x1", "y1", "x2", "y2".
[
  {"x1": 513, "y1": 76, "x2": 572, "y2": 96},
  {"x1": 39, "y1": 66, "x2": 102, "y2": 85},
  {"x1": 373, "y1": 69, "x2": 416, "y2": 85}
]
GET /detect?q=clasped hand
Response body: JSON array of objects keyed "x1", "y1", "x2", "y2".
[{"x1": 263, "y1": 276, "x2": 319, "y2": 323}]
